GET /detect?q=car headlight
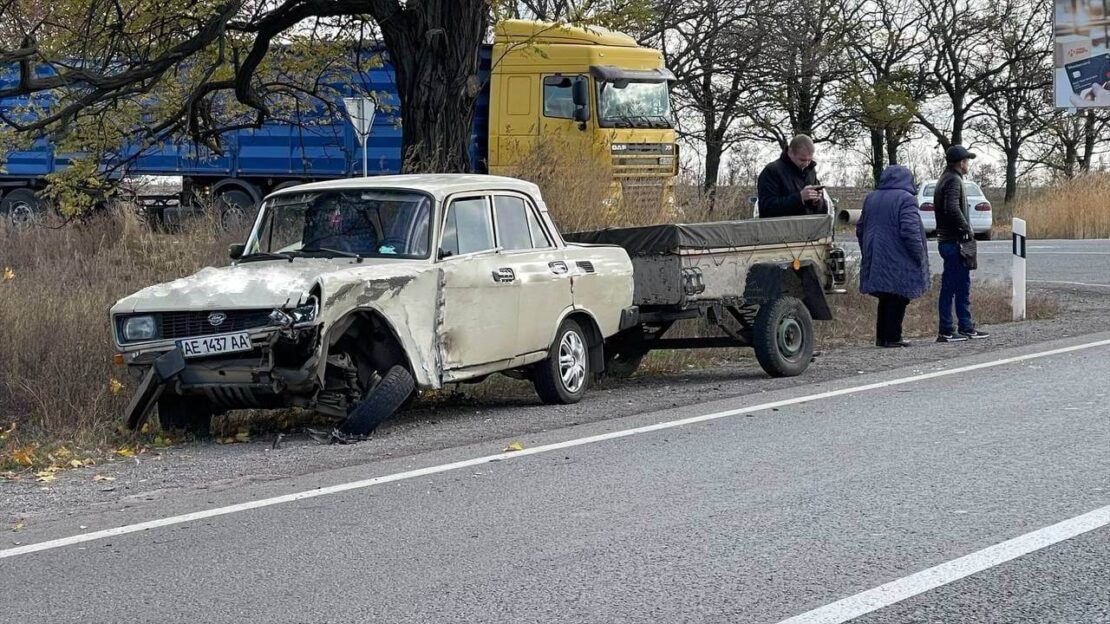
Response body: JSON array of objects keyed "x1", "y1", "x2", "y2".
[
  {"x1": 290, "y1": 300, "x2": 317, "y2": 325},
  {"x1": 122, "y1": 315, "x2": 157, "y2": 341}
]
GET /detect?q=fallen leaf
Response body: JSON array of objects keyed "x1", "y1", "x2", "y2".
[
  {"x1": 108, "y1": 378, "x2": 124, "y2": 395},
  {"x1": 503, "y1": 441, "x2": 524, "y2": 452},
  {"x1": 234, "y1": 430, "x2": 250, "y2": 443},
  {"x1": 35, "y1": 472, "x2": 55, "y2": 483},
  {"x1": 2, "y1": 267, "x2": 13, "y2": 282},
  {"x1": 140, "y1": 422, "x2": 151, "y2": 434},
  {"x1": 114, "y1": 448, "x2": 135, "y2": 458},
  {"x1": 92, "y1": 475, "x2": 115, "y2": 482},
  {"x1": 68, "y1": 459, "x2": 83, "y2": 469},
  {"x1": 12, "y1": 522, "x2": 24, "y2": 531},
  {"x1": 10, "y1": 448, "x2": 34, "y2": 467}
]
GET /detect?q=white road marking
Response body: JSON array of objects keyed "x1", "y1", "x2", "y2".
[
  {"x1": 1029, "y1": 280, "x2": 1110, "y2": 289},
  {"x1": 775, "y1": 503, "x2": 1110, "y2": 624},
  {"x1": 3, "y1": 338, "x2": 1110, "y2": 561}
]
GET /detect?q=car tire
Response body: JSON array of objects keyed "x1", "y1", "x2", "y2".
[
  {"x1": 339, "y1": 365, "x2": 415, "y2": 436},
  {"x1": 1, "y1": 188, "x2": 47, "y2": 228},
  {"x1": 752, "y1": 296, "x2": 814, "y2": 378},
  {"x1": 157, "y1": 395, "x2": 216, "y2": 436},
  {"x1": 533, "y1": 319, "x2": 590, "y2": 404},
  {"x1": 604, "y1": 346, "x2": 646, "y2": 379}
]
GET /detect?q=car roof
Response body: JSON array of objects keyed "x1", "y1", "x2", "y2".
[
  {"x1": 265, "y1": 174, "x2": 543, "y2": 203},
  {"x1": 918, "y1": 180, "x2": 986, "y2": 196}
]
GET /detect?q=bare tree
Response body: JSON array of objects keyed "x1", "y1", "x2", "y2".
[
  {"x1": 642, "y1": 0, "x2": 766, "y2": 192},
  {"x1": 969, "y1": 0, "x2": 1051, "y2": 203},
  {"x1": 739, "y1": 0, "x2": 863, "y2": 149},
  {"x1": 1026, "y1": 108, "x2": 1110, "y2": 180},
  {"x1": 914, "y1": 0, "x2": 1043, "y2": 149}
]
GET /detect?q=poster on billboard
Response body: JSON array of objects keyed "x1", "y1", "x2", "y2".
[{"x1": 1055, "y1": 0, "x2": 1110, "y2": 108}]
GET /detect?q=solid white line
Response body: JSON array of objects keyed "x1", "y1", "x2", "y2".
[
  {"x1": 775, "y1": 503, "x2": 1110, "y2": 624},
  {"x1": 3, "y1": 338, "x2": 1110, "y2": 561},
  {"x1": 1029, "y1": 279, "x2": 1110, "y2": 289}
]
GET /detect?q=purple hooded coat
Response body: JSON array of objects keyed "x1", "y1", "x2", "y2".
[{"x1": 855, "y1": 165, "x2": 930, "y2": 300}]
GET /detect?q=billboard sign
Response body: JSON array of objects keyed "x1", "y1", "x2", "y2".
[{"x1": 1055, "y1": 0, "x2": 1110, "y2": 107}]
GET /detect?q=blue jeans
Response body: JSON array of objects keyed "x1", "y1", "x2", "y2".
[{"x1": 938, "y1": 240, "x2": 974, "y2": 334}]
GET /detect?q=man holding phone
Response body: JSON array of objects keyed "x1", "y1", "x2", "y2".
[{"x1": 757, "y1": 134, "x2": 827, "y2": 218}]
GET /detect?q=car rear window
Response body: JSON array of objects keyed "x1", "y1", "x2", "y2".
[
  {"x1": 922, "y1": 184, "x2": 936, "y2": 197},
  {"x1": 964, "y1": 182, "x2": 983, "y2": 196}
]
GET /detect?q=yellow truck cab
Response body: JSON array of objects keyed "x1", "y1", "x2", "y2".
[{"x1": 487, "y1": 20, "x2": 678, "y2": 211}]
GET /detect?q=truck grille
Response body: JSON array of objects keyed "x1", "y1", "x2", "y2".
[
  {"x1": 159, "y1": 310, "x2": 274, "y2": 340},
  {"x1": 619, "y1": 178, "x2": 667, "y2": 212}
]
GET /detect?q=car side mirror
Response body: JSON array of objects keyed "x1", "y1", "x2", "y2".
[
  {"x1": 229, "y1": 243, "x2": 245, "y2": 260},
  {"x1": 437, "y1": 248, "x2": 454, "y2": 260}
]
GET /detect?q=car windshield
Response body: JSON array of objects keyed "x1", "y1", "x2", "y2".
[
  {"x1": 596, "y1": 80, "x2": 672, "y2": 128},
  {"x1": 245, "y1": 189, "x2": 433, "y2": 259}
]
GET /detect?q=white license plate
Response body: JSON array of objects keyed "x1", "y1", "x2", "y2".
[{"x1": 178, "y1": 332, "x2": 253, "y2": 358}]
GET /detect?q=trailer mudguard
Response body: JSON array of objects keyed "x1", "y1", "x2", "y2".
[{"x1": 743, "y1": 261, "x2": 833, "y2": 321}]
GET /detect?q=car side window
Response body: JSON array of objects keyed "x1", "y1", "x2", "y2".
[
  {"x1": 543, "y1": 76, "x2": 575, "y2": 119},
  {"x1": 441, "y1": 197, "x2": 494, "y2": 257},
  {"x1": 494, "y1": 196, "x2": 534, "y2": 251},
  {"x1": 526, "y1": 205, "x2": 552, "y2": 248}
]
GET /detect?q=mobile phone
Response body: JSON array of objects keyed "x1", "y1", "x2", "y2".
[
  {"x1": 812, "y1": 185, "x2": 825, "y2": 191},
  {"x1": 1064, "y1": 53, "x2": 1110, "y2": 96}
]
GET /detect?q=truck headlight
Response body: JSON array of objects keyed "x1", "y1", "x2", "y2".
[{"x1": 122, "y1": 316, "x2": 156, "y2": 341}]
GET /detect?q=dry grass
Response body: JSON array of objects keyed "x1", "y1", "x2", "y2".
[
  {"x1": 1015, "y1": 174, "x2": 1110, "y2": 239},
  {"x1": 0, "y1": 208, "x2": 244, "y2": 469}
]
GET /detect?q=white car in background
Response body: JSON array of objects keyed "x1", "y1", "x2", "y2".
[{"x1": 917, "y1": 180, "x2": 993, "y2": 240}]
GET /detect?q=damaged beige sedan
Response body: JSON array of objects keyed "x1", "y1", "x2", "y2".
[{"x1": 111, "y1": 175, "x2": 635, "y2": 436}]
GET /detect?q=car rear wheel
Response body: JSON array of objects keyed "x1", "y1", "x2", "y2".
[
  {"x1": 752, "y1": 297, "x2": 814, "y2": 378},
  {"x1": 534, "y1": 319, "x2": 589, "y2": 404}
]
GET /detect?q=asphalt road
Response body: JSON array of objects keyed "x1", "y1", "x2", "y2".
[
  {"x1": 839, "y1": 238, "x2": 1110, "y2": 289},
  {"x1": 2, "y1": 334, "x2": 1109, "y2": 623}
]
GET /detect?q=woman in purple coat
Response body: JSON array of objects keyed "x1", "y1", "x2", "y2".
[{"x1": 856, "y1": 165, "x2": 930, "y2": 347}]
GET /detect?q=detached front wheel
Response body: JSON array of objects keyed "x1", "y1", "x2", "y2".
[
  {"x1": 339, "y1": 365, "x2": 415, "y2": 436},
  {"x1": 752, "y1": 296, "x2": 814, "y2": 378},
  {"x1": 534, "y1": 319, "x2": 589, "y2": 404}
]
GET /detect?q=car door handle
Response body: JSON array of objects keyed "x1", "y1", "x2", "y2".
[{"x1": 491, "y1": 267, "x2": 516, "y2": 283}]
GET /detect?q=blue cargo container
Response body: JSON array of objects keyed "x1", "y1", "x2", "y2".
[{"x1": 0, "y1": 48, "x2": 491, "y2": 225}]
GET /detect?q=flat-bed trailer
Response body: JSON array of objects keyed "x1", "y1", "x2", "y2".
[{"x1": 566, "y1": 214, "x2": 848, "y2": 378}]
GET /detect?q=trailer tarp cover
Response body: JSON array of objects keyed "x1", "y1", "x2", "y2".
[{"x1": 565, "y1": 215, "x2": 833, "y2": 255}]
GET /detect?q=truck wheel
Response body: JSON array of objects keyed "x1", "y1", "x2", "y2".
[
  {"x1": 339, "y1": 365, "x2": 415, "y2": 436},
  {"x1": 534, "y1": 319, "x2": 590, "y2": 404},
  {"x1": 218, "y1": 189, "x2": 254, "y2": 231},
  {"x1": 1, "y1": 189, "x2": 46, "y2": 228},
  {"x1": 752, "y1": 297, "x2": 814, "y2": 378},
  {"x1": 157, "y1": 395, "x2": 215, "y2": 436}
]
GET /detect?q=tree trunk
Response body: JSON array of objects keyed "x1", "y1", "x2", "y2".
[
  {"x1": 1081, "y1": 111, "x2": 1097, "y2": 173},
  {"x1": 1004, "y1": 149, "x2": 1018, "y2": 204},
  {"x1": 884, "y1": 127, "x2": 901, "y2": 165},
  {"x1": 869, "y1": 128, "x2": 884, "y2": 187},
  {"x1": 373, "y1": 1, "x2": 490, "y2": 173}
]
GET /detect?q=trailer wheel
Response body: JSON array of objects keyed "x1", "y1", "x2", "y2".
[
  {"x1": 605, "y1": 348, "x2": 646, "y2": 379},
  {"x1": 1, "y1": 189, "x2": 47, "y2": 228},
  {"x1": 534, "y1": 319, "x2": 590, "y2": 404},
  {"x1": 157, "y1": 395, "x2": 215, "y2": 436},
  {"x1": 752, "y1": 296, "x2": 814, "y2": 378},
  {"x1": 217, "y1": 189, "x2": 254, "y2": 232},
  {"x1": 339, "y1": 365, "x2": 415, "y2": 436}
]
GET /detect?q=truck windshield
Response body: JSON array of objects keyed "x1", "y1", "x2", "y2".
[
  {"x1": 245, "y1": 189, "x2": 433, "y2": 260},
  {"x1": 596, "y1": 80, "x2": 672, "y2": 129}
]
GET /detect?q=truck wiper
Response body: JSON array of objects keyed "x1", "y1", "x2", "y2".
[
  {"x1": 647, "y1": 115, "x2": 672, "y2": 128},
  {"x1": 239, "y1": 251, "x2": 294, "y2": 263}
]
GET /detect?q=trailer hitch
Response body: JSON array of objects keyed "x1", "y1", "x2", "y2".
[{"x1": 124, "y1": 348, "x2": 187, "y2": 430}]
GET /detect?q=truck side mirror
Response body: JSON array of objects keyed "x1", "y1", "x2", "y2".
[
  {"x1": 229, "y1": 243, "x2": 245, "y2": 260},
  {"x1": 572, "y1": 78, "x2": 589, "y2": 107}
]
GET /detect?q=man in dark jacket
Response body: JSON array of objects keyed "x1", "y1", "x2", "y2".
[
  {"x1": 934, "y1": 144, "x2": 989, "y2": 342},
  {"x1": 757, "y1": 135, "x2": 827, "y2": 218}
]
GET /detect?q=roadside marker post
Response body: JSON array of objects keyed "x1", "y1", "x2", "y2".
[
  {"x1": 342, "y1": 96, "x2": 376, "y2": 178},
  {"x1": 1012, "y1": 218, "x2": 1026, "y2": 321}
]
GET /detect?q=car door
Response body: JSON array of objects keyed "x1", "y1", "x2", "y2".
[
  {"x1": 438, "y1": 195, "x2": 521, "y2": 371},
  {"x1": 491, "y1": 193, "x2": 572, "y2": 355}
]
